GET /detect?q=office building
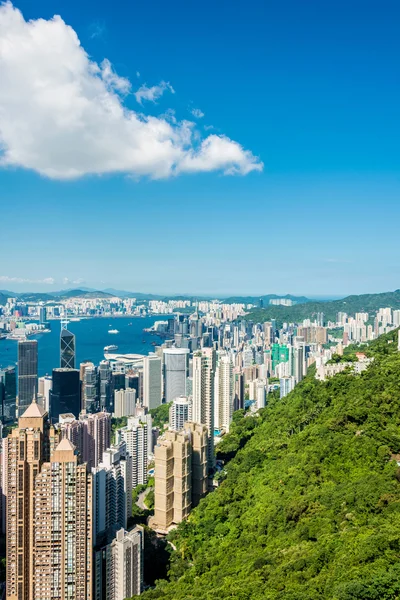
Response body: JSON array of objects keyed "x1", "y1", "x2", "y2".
[
  {"x1": 92, "y1": 442, "x2": 132, "y2": 544},
  {"x1": 153, "y1": 422, "x2": 207, "y2": 532},
  {"x1": 163, "y1": 348, "x2": 189, "y2": 403},
  {"x1": 169, "y1": 396, "x2": 192, "y2": 431},
  {"x1": 114, "y1": 387, "x2": 136, "y2": 418},
  {"x1": 143, "y1": 354, "x2": 162, "y2": 409},
  {"x1": 38, "y1": 375, "x2": 52, "y2": 413},
  {"x1": 192, "y1": 348, "x2": 216, "y2": 470},
  {"x1": 38, "y1": 306, "x2": 47, "y2": 324},
  {"x1": 116, "y1": 416, "x2": 148, "y2": 487},
  {"x1": 99, "y1": 360, "x2": 112, "y2": 411},
  {"x1": 0, "y1": 366, "x2": 16, "y2": 421},
  {"x1": 50, "y1": 367, "x2": 80, "y2": 421},
  {"x1": 81, "y1": 362, "x2": 98, "y2": 413},
  {"x1": 94, "y1": 527, "x2": 143, "y2": 600},
  {"x1": 17, "y1": 339, "x2": 38, "y2": 414},
  {"x1": 60, "y1": 327, "x2": 76, "y2": 369}
]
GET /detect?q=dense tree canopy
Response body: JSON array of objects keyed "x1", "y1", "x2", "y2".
[{"x1": 136, "y1": 329, "x2": 400, "y2": 599}]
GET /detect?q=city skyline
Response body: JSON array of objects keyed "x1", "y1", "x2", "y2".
[{"x1": 1, "y1": 0, "x2": 399, "y2": 295}]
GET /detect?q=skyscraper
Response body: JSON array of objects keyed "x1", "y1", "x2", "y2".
[
  {"x1": 116, "y1": 416, "x2": 148, "y2": 488},
  {"x1": 50, "y1": 368, "x2": 80, "y2": 421},
  {"x1": 94, "y1": 527, "x2": 143, "y2": 600},
  {"x1": 60, "y1": 410, "x2": 111, "y2": 470},
  {"x1": 17, "y1": 339, "x2": 38, "y2": 414},
  {"x1": 60, "y1": 327, "x2": 76, "y2": 369},
  {"x1": 6, "y1": 398, "x2": 59, "y2": 600},
  {"x1": 169, "y1": 396, "x2": 192, "y2": 431},
  {"x1": 163, "y1": 348, "x2": 189, "y2": 403},
  {"x1": 98, "y1": 360, "x2": 112, "y2": 411},
  {"x1": 32, "y1": 438, "x2": 93, "y2": 600},
  {"x1": 153, "y1": 422, "x2": 207, "y2": 532},
  {"x1": 92, "y1": 442, "x2": 132, "y2": 544},
  {"x1": 192, "y1": 348, "x2": 216, "y2": 470},
  {"x1": 0, "y1": 366, "x2": 17, "y2": 421},
  {"x1": 81, "y1": 362, "x2": 98, "y2": 412},
  {"x1": 214, "y1": 354, "x2": 234, "y2": 433},
  {"x1": 114, "y1": 387, "x2": 136, "y2": 418},
  {"x1": 143, "y1": 354, "x2": 162, "y2": 409}
]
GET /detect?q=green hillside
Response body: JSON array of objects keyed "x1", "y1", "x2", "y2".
[
  {"x1": 246, "y1": 289, "x2": 400, "y2": 324},
  {"x1": 139, "y1": 330, "x2": 400, "y2": 599}
]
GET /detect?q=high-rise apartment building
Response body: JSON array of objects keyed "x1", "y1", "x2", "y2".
[
  {"x1": 92, "y1": 442, "x2": 132, "y2": 544},
  {"x1": 114, "y1": 387, "x2": 136, "y2": 418},
  {"x1": 60, "y1": 328, "x2": 76, "y2": 369},
  {"x1": 153, "y1": 422, "x2": 207, "y2": 532},
  {"x1": 60, "y1": 410, "x2": 111, "y2": 469},
  {"x1": 143, "y1": 354, "x2": 162, "y2": 409},
  {"x1": 169, "y1": 396, "x2": 192, "y2": 431},
  {"x1": 5, "y1": 399, "x2": 58, "y2": 600},
  {"x1": 17, "y1": 339, "x2": 38, "y2": 414},
  {"x1": 116, "y1": 416, "x2": 148, "y2": 487},
  {"x1": 214, "y1": 354, "x2": 234, "y2": 433},
  {"x1": 94, "y1": 527, "x2": 143, "y2": 600},
  {"x1": 163, "y1": 348, "x2": 189, "y2": 403},
  {"x1": 192, "y1": 348, "x2": 216, "y2": 470},
  {"x1": 32, "y1": 438, "x2": 93, "y2": 600}
]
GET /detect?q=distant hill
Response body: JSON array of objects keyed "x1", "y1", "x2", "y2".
[
  {"x1": 224, "y1": 293, "x2": 312, "y2": 305},
  {"x1": 246, "y1": 289, "x2": 400, "y2": 324},
  {"x1": 57, "y1": 289, "x2": 114, "y2": 299}
]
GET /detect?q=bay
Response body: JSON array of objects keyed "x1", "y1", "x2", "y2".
[{"x1": 0, "y1": 316, "x2": 167, "y2": 376}]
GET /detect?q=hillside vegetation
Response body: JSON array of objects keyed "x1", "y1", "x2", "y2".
[
  {"x1": 139, "y1": 330, "x2": 400, "y2": 599},
  {"x1": 246, "y1": 289, "x2": 400, "y2": 324}
]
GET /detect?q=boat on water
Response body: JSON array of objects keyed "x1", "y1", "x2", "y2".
[
  {"x1": 104, "y1": 344, "x2": 118, "y2": 352},
  {"x1": 108, "y1": 329, "x2": 119, "y2": 334}
]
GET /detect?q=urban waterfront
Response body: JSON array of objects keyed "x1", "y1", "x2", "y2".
[{"x1": 0, "y1": 316, "x2": 165, "y2": 375}]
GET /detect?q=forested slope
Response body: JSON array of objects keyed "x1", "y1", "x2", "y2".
[{"x1": 139, "y1": 330, "x2": 400, "y2": 599}]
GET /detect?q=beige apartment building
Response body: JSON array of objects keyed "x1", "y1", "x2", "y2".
[
  {"x1": 153, "y1": 422, "x2": 207, "y2": 532},
  {"x1": 6, "y1": 398, "x2": 93, "y2": 600}
]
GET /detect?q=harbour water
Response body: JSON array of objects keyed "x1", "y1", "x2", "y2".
[{"x1": 0, "y1": 316, "x2": 166, "y2": 376}]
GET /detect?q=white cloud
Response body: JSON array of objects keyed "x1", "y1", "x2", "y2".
[
  {"x1": 0, "y1": 275, "x2": 55, "y2": 285},
  {"x1": 62, "y1": 277, "x2": 85, "y2": 285},
  {"x1": 134, "y1": 80, "x2": 175, "y2": 105},
  {"x1": 0, "y1": 2, "x2": 263, "y2": 179},
  {"x1": 191, "y1": 108, "x2": 204, "y2": 119}
]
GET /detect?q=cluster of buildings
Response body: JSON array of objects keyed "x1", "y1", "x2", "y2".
[
  {"x1": 0, "y1": 299, "x2": 399, "y2": 597},
  {"x1": 0, "y1": 294, "x2": 251, "y2": 321}
]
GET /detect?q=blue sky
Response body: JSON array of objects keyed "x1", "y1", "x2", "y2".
[{"x1": 0, "y1": 0, "x2": 399, "y2": 297}]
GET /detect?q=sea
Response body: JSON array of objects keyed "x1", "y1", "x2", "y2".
[{"x1": 0, "y1": 316, "x2": 168, "y2": 376}]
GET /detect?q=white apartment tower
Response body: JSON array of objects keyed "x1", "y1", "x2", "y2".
[
  {"x1": 92, "y1": 442, "x2": 132, "y2": 544},
  {"x1": 192, "y1": 348, "x2": 216, "y2": 470},
  {"x1": 116, "y1": 416, "x2": 148, "y2": 487},
  {"x1": 214, "y1": 354, "x2": 234, "y2": 433},
  {"x1": 169, "y1": 396, "x2": 192, "y2": 431}
]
